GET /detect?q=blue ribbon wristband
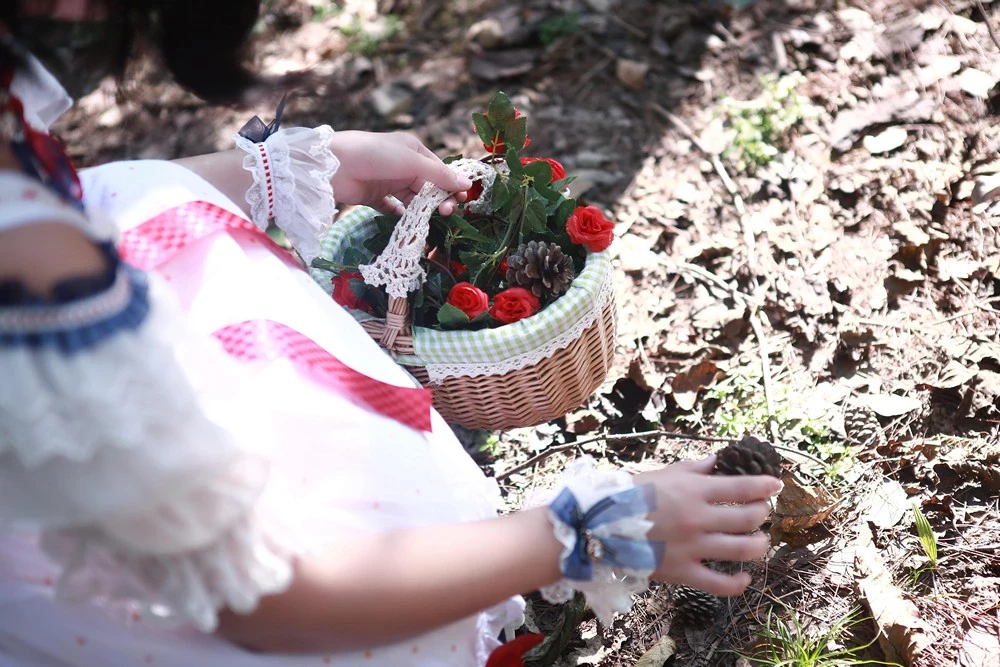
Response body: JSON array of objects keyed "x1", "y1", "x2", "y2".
[{"x1": 549, "y1": 483, "x2": 664, "y2": 581}]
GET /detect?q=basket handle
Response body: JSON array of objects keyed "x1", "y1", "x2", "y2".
[{"x1": 359, "y1": 159, "x2": 499, "y2": 351}]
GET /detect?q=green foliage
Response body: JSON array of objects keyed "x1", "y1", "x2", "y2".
[
  {"x1": 912, "y1": 503, "x2": 939, "y2": 567},
  {"x1": 748, "y1": 606, "x2": 902, "y2": 667},
  {"x1": 343, "y1": 14, "x2": 404, "y2": 56},
  {"x1": 538, "y1": 11, "x2": 580, "y2": 45},
  {"x1": 718, "y1": 72, "x2": 815, "y2": 173}
]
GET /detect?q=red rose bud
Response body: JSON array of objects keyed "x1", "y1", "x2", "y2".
[
  {"x1": 450, "y1": 260, "x2": 468, "y2": 276},
  {"x1": 566, "y1": 205, "x2": 615, "y2": 253},
  {"x1": 490, "y1": 287, "x2": 540, "y2": 324},
  {"x1": 465, "y1": 179, "x2": 484, "y2": 203},
  {"x1": 330, "y1": 271, "x2": 372, "y2": 312},
  {"x1": 446, "y1": 282, "x2": 489, "y2": 319},
  {"x1": 499, "y1": 256, "x2": 509, "y2": 274},
  {"x1": 485, "y1": 633, "x2": 545, "y2": 667},
  {"x1": 520, "y1": 157, "x2": 566, "y2": 182},
  {"x1": 481, "y1": 110, "x2": 531, "y2": 154}
]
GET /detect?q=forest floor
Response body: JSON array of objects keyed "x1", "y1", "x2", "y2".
[{"x1": 60, "y1": 1, "x2": 1000, "y2": 665}]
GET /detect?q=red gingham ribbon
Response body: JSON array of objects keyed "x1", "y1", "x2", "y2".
[
  {"x1": 257, "y1": 143, "x2": 276, "y2": 220},
  {"x1": 118, "y1": 201, "x2": 433, "y2": 432}
]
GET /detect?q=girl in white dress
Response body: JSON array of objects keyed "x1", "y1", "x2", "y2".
[{"x1": 0, "y1": 2, "x2": 782, "y2": 665}]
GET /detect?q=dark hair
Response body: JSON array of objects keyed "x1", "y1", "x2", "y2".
[{"x1": 1, "y1": 0, "x2": 304, "y2": 105}]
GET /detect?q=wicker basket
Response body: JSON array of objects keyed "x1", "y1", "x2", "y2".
[{"x1": 314, "y1": 162, "x2": 617, "y2": 430}]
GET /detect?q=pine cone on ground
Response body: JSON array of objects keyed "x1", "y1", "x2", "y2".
[
  {"x1": 713, "y1": 435, "x2": 782, "y2": 478},
  {"x1": 505, "y1": 240, "x2": 575, "y2": 300},
  {"x1": 844, "y1": 404, "x2": 886, "y2": 449},
  {"x1": 672, "y1": 585, "x2": 722, "y2": 628}
]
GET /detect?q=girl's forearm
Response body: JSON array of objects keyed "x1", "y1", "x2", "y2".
[
  {"x1": 173, "y1": 151, "x2": 254, "y2": 219},
  {"x1": 216, "y1": 507, "x2": 563, "y2": 653}
]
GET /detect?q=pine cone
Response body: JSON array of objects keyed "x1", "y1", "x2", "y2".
[
  {"x1": 844, "y1": 404, "x2": 886, "y2": 449},
  {"x1": 505, "y1": 241, "x2": 575, "y2": 300},
  {"x1": 672, "y1": 585, "x2": 722, "y2": 628},
  {"x1": 714, "y1": 435, "x2": 782, "y2": 478}
]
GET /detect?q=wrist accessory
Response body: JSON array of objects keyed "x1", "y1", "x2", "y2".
[
  {"x1": 234, "y1": 95, "x2": 339, "y2": 264},
  {"x1": 538, "y1": 456, "x2": 663, "y2": 623}
]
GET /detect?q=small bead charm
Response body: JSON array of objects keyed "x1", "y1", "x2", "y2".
[{"x1": 584, "y1": 529, "x2": 604, "y2": 562}]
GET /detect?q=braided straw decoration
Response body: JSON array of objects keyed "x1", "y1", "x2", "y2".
[{"x1": 358, "y1": 159, "x2": 497, "y2": 349}]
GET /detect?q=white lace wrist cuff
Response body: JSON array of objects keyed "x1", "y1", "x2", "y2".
[
  {"x1": 533, "y1": 456, "x2": 662, "y2": 624},
  {"x1": 234, "y1": 125, "x2": 340, "y2": 265}
]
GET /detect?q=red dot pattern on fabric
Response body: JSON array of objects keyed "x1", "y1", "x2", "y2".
[
  {"x1": 117, "y1": 200, "x2": 297, "y2": 272},
  {"x1": 144, "y1": 654, "x2": 155, "y2": 664},
  {"x1": 213, "y1": 319, "x2": 432, "y2": 432},
  {"x1": 76, "y1": 637, "x2": 86, "y2": 646},
  {"x1": 364, "y1": 649, "x2": 373, "y2": 659},
  {"x1": 258, "y1": 143, "x2": 276, "y2": 219},
  {"x1": 116, "y1": 201, "x2": 434, "y2": 432}
]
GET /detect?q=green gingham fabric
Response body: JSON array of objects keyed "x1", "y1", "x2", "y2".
[{"x1": 310, "y1": 206, "x2": 613, "y2": 373}]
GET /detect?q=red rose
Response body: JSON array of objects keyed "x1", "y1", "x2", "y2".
[
  {"x1": 330, "y1": 271, "x2": 371, "y2": 312},
  {"x1": 520, "y1": 157, "x2": 566, "y2": 182},
  {"x1": 486, "y1": 633, "x2": 545, "y2": 667},
  {"x1": 446, "y1": 282, "x2": 489, "y2": 319},
  {"x1": 450, "y1": 260, "x2": 468, "y2": 276},
  {"x1": 566, "y1": 205, "x2": 615, "y2": 252},
  {"x1": 465, "y1": 179, "x2": 484, "y2": 203},
  {"x1": 490, "y1": 287, "x2": 540, "y2": 324},
  {"x1": 482, "y1": 109, "x2": 532, "y2": 154}
]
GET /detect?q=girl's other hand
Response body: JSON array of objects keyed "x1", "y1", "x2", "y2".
[
  {"x1": 328, "y1": 131, "x2": 472, "y2": 216},
  {"x1": 636, "y1": 456, "x2": 782, "y2": 597}
]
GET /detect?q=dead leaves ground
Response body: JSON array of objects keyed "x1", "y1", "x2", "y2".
[{"x1": 58, "y1": 0, "x2": 999, "y2": 665}]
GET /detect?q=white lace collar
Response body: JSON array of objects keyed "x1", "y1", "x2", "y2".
[{"x1": 7, "y1": 43, "x2": 73, "y2": 132}]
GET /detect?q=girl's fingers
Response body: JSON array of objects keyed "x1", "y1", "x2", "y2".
[
  {"x1": 377, "y1": 196, "x2": 405, "y2": 216},
  {"x1": 697, "y1": 532, "x2": 771, "y2": 563},
  {"x1": 681, "y1": 567, "x2": 753, "y2": 598},
  {"x1": 702, "y1": 475, "x2": 783, "y2": 504},
  {"x1": 704, "y1": 502, "x2": 772, "y2": 534}
]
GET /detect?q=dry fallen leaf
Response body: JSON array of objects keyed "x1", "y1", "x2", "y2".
[
  {"x1": 633, "y1": 636, "x2": 677, "y2": 667},
  {"x1": 959, "y1": 626, "x2": 1000, "y2": 667},
  {"x1": 671, "y1": 361, "x2": 723, "y2": 412},
  {"x1": 864, "y1": 126, "x2": 908, "y2": 154},
  {"x1": 957, "y1": 67, "x2": 997, "y2": 98},
  {"x1": 858, "y1": 479, "x2": 910, "y2": 529},
  {"x1": 854, "y1": 523, "x2": 932, "y2": 665},
  {"x1": 861, "y1": 393, "x2": 922, "y2": 417},
  {"x1": 770, "y1": 476, "x2": 839, "y2": 545}
]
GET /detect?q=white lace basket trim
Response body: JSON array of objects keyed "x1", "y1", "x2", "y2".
[
  {"x1": 529, "y1": 456, "x2": 655, "y2": 624},
  {"x1": 359, "y1": 159, "x2": 499, "y2": 299},
  {"x1": 235, "y1": 125, "x2": 339, "y2": 265}
]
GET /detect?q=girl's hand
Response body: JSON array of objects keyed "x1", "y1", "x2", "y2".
[
  {"x1": 328, "y1": 131, "x2": 472, "y2": 216},
  {"x1": 637, "y1": 456, "x2": 781, "y2": 596}
]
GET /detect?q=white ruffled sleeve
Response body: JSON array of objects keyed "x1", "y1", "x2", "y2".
[
  {"x1": 234, "y1": 125, "x2": 340, "y2": 265},
  {"x1": 0, "y1": 194, "x2": 294, "y2": 631}
]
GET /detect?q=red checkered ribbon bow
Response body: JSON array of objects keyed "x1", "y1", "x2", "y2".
[{"x1": 118, "y1": 201, "x2": 433, "y2": 432}]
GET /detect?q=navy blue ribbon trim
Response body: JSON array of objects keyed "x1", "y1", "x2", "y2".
[
  {"x1": 238, "y1": 93, "x2": 289, "y2": 143},
  {"x1": 551, "y1": 484, "x2": 664, "y2": 581}
]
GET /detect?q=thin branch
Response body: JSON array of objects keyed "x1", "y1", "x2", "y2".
[
  {"x1": 495, "y1": 430, "x2": 736, "y2": 482},
  {"x1": 976, "y1": 0, "x2": 1000, "y2": 51}
]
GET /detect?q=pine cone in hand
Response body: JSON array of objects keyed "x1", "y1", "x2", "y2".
[
  {"x1": 505, "y1": 240, "x2": 575, "y2": 300},
  {"x1": 844, "y1": 404, "x2": 886, "y2": 449},
  {"x1": 714, "y1": 435, "x2": 782, "y2": 478},
  {"x1": 672, "y1": 585, "x2": 722, "y2": 628}
]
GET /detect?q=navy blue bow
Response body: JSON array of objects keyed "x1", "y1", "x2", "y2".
[
  {"x1": 238, "y1": 93, "x2": 289, "y2": 143},
  {"x1": 551, "y1": 484, "x2": 664, "y2": 581}
]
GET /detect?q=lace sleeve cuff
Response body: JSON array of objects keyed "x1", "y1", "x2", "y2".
[{"x1": 234, "y1": 125, "x2": 340, "y2": 264}]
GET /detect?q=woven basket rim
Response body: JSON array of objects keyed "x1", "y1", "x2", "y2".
[{"x1": 316, "y1": 208, "x2": 613, "y2": 353}]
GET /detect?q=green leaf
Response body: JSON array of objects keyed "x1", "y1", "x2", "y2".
[
  {"x1": 552, "y1": 175, "x2": 576, "y2": 190},
  {"x1": 459, "y1": 250, "x2": 497, "y2": 288},
  {"x1": 342, "y1": 246, "x2": 371, "y2": 267},
  {"x1": 912, "y1": 503, "x2": 938, "y2": 565},
  {"x1": 310, "y1": 257, "x2": 343, "y2": 273},
  {"x1": 505, "y1": 148, "x2": 525, "y2": 179},
  {"x1": 504, "y1": 116, "x2": 528, "y2": 152},
  {"x1": 437, "y1": 302, "x2": 471, "y2": 328},
  {"x1": 521, "y1": 158, "x2": 551, "y2": 184},
  {"x1": 472, "y1": 112, "x2": 495, "y2": 147},
  {"x1": 452, "y1": 215, "x2": 491, "y2": 245},
  {"x1": 490, "y1": 174, "x2": 516, "y2": 213},
  {"x1": 487, "y1": 91, "x2": 516, "y2": 127},
  {"x1": 522, "y1": 194, "x2": 548, "y2": 237},
  {"x1": 552, "y1": 196, "x2": 577, "y2": 229},
  {"x1": 425, "y1": 271, "x2": 445, "y2": 303},
  {"x1": 349, "y1": 278, "x2": 368, "y2": 301},
  {"x1": 443, "y1": 154, "x2": 464, "y2": 164}
]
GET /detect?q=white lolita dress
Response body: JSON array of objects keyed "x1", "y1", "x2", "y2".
[{"x1": 0, "y1": 56, "x2": 523, "y2": 666}]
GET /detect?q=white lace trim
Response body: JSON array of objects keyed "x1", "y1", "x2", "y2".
[
  {"x1": 360, "y1": 159, "x2": 500, "y2": 299},
  {"x1": 234, "y1": 125, "x2": 340, "y2": 265},
  {"x1": 422, "y1": 267, "x2": 613, "y2": 382},
  {"x1": 0, "y1": 277, "x2": 294, "y2": 632},
  {"x1": 528, "y1": 456, "x2": 655, "y2": 624}
]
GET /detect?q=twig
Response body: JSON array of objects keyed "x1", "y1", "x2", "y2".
[
  {"x1": 650, "y1": 102, "x2": 756, "y2": 262},
  {"x1": 495, "y1": 430, "x2": 736, "y2": 482},
  {"x1": 749, "y1": 311, "x2": 781, "y2": 444},
  {"x1": 976, "y1": 0, "x2": 1000, "y2": 52},
  {"x1": 770, "y1": 443, "x2": 831, "y2": 470}
]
